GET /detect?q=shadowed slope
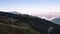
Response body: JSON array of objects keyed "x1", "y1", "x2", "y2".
[{"x1": 0, "y1": 11, "x2": 60, "y2": 34}]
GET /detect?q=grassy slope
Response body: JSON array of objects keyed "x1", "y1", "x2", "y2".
[{"x1": 0, "y1": 22, "x2": 41, "y2": 34}]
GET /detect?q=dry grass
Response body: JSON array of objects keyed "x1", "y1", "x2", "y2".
[{"x1": 0, "y1": 22, "x2": 41, "y2": 34}]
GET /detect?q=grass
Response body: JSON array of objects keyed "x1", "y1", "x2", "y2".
[{"x1": 0, "y1": 22, "x2": 41, "y2": 34}]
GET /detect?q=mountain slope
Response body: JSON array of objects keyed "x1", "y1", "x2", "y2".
[
  {"x1": 51, "y1": 18, "x2": 60, "y2": 25},
  {"x1": 0, "y1": 11, "x2": 60, "y2": 34}
]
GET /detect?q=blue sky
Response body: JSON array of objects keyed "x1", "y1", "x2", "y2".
[{"x1": 0, "y1": 0, "x2": 60, "y2": 15}]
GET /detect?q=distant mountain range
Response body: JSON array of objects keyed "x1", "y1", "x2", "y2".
[
  {"x1": 51, "y1": 18, "x2": 60, "y2": 25},
  {"x1": 36, "y1": 12, "x2": 60, "y2": 21}
]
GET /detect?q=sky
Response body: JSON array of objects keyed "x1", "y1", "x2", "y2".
[{"x1": 0, "y1": 0, "x2": 60, "y2": 15}]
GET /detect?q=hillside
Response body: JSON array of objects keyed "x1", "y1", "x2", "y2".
[
  {"x1": 0, "y1": 11, "x2": 60, "y2": 34},
  {"x1": 0, "y1": 22, "x2": 41, "y2": 34}
]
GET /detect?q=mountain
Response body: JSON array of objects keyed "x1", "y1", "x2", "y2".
[
  {"x1": 51, "y1": 18, "x2": 60, "y2": 25},
  {"x1": 36, "y1": 12, "x2": 60, "y2": 21},
  {"x1": 0, "y1": 12, "x2": 56, "y2": 34},
  {"x1": 0, "y1": 11, "x2": 60, "y2": 34},
  {"x1": 0, "y1": 11, "x2": 41, "y2": 34}
]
